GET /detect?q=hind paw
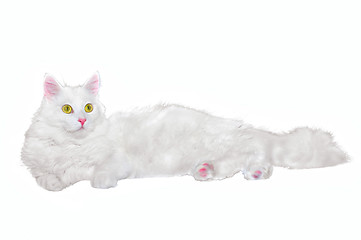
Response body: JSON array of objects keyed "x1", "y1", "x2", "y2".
[
  {"x1": 243, "y1": 166, "x2": 273, "y2": 180},
  {"x1": 193, "y1": 163, "x2": 214, "y2": 181}
]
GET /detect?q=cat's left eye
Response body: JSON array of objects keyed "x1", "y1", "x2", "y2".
[{"x1": 84, "y1": 103, "x2": 93, "y2": 113}]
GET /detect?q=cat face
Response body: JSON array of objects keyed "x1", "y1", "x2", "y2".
[{"x1": 40, "y1": 72, "x2": 106, "y2": 138}]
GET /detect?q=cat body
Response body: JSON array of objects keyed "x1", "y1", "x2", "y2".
[{"x1": 22, "y1": 73, "x2": 348, "y2": 191}]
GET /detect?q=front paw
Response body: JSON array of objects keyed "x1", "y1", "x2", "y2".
[
  {"x1": 36, "y1": 174, "x2": 66, "y2": 191},
  {"x1": 91, "y1": 172, "x2": 118, "y2": 189}
]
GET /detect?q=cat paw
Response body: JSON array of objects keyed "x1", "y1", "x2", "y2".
[
  {"x1": 193, "y1": 163, "x2": 215, "y2": 181},
  {"x1": 36, "y1": 174, "x2": 66, "y2": 191},
  {"x1": 91, "y1": 172, "x2": 118, "y2": 189},
  {"x1": 243, "y1": 166, "x2": 273, "y2": 180}
]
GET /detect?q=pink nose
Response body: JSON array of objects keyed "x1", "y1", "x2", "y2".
[{"x1": 78, "y1": 118, "x2": 87, "y2": 126}]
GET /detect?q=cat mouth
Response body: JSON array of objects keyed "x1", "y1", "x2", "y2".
[{"x1": 72, "y1": 126, "x2": 85, "y2": 132}]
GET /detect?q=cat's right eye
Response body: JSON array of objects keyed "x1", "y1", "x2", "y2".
[{"x1": 62, "y1": 104, "x2": 73, "y2": 114}]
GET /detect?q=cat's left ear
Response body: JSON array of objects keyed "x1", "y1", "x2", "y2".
[{"x1": 83, "y1": 71, "x2": 100, "y2": 95}]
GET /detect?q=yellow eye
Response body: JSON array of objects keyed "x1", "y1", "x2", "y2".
[
  {"x1": 62, "y1": 104, "x2": 73, "y2": 114},
  {"x1": 84, "y1": 103, "x2": 93, "y2": 113}
]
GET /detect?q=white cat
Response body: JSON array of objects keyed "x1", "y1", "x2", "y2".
[{"x1": 22, "y1": 73, "x2": 348, "y2": 191}]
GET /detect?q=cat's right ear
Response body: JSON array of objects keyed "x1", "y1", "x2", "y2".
[{"x1": 44, "y1": 74, "x2": 61, "y2": 99}]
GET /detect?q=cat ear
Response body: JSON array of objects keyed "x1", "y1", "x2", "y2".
[
  {"x1": 83, "y1": 71, "x2": 100, "y2": 95},
  {"x1": 44, "y1": 74, "x2": 62, "y2": 99}
]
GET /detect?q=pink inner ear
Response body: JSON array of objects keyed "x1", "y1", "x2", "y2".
[
  {"x1": 85, "y1": 73, "x2": 100, "y2": 95},
  {"x1": 44, "y1": 75, "x2": 60, "y2": 98}
]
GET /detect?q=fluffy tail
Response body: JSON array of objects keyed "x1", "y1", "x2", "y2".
[{"x1": 270, "y1": 127, "x2": 349, "y2": 169}]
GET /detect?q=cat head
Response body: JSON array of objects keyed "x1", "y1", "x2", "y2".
[{"x1": 39, "y1": 72, "x2": 106, "y2": 138}]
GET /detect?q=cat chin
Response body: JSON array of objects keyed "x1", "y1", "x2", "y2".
[
  {"x1": 69, "y1": 129, "x2": 90, "y2": 138},
  {"x1": 64, "y1": 126, "x2": 90, "y2": 137}
]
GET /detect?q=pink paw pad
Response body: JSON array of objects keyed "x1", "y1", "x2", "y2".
[
  {"x1": 202, "y1": 163, "x2": 214, "y2": 170},
  {"x1": 199, "y1": 168, "x2": 208, "y2": 177},
  {"x1": 195, "y1": 163, "x2": 214, "y2": 180},
  {"x1": 252, "y1": 170, "x2": 263, "y2": 179}
]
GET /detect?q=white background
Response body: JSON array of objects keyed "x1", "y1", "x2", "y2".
[{"x1": 0, "y1": 1, "x2": 360, "y2": 239}]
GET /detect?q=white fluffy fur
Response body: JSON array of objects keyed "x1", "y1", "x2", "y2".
[{"x1": 22, "y1": 73, "x2": 349, "y2": 191}]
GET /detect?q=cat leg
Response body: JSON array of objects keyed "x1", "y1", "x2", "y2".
[
  {"x1": 36, "y1": 168, "x2": 91, "y2": 191},
  {"x1": 192, "y1": 162, "x2": 215, "y2": 181},
  {"x1": 91, "y1": 171, "x2": 119, "y2": 189},
  {"x1": 91, "y1": 162, "x2": 125, "y2": 189},
  {"x1": 243, "y1": 164, "x2": 273, "y2": 180},
  {"x1": 33, "y1": 163, "x2": 96, "y2": 191},
  {"x1": 192, "y1": 158, "x2": 244, "y2": 181},
  {"x1": 91, "y1": 152, "x2": 132, "y2": 189},
  {"x1": 58, "y1": 166, "x2": 95, "y2": 189},
  {"x1": 36, "y1": 174, "x2": 67, "y2": 191}
]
